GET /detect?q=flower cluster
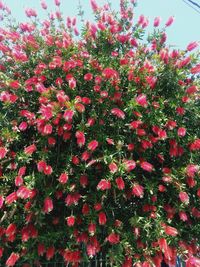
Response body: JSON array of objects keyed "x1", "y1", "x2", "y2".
[{"x1": 0, "y1": 0, "x2": 199, "y2": 266}]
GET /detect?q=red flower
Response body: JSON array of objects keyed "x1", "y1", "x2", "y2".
[
  {"x1": 98, "y1": 212, "x2": 107, "y2": 225},
  {"x1": 153, "y1": 16, "x2": 161, "y2": 27},
  {"x1": 43, "y1": 197, "x2": 53, "y2": 213},
  {"x1": 179, "y1": 192, "x2": 189, "y2": 204},
  {"x1": 6, "y1": 224, "x2": 17, "y2": 237},
  {"x1": 88, "y1": 223, "x2": 96, "y2": 235},
  {"x1": 0, "y1": 195, "x2": 3, "y2": 209},
  {"x1": 177, "y1": 127, "x2": 186, "y2": 137},
  {"x1": 6, "y1": 253, "x2": 19, "y2": 267},
  {"x1": 107, "y1": 233, "x2": 120, "y2": 244},
  {"x1": 123, "y1": 160, "x2": 136, "y2": 172},
  {"x1": 58, "y1": 173, "x2": 68, "y2": 184},
  {"x1": 135, "y1": 94, "x2": 148, "y2": 107},
  {"x1": 46, "y1": 246, "x2": 55, "y2": 260},
  {"x1": 88, "y1": 140, "x2": 98, "y2": 151},
  {"x1": 111, "y1": 108, "x2": 125, "y2": 119},
  {"x1": 191, "y1": 64, "x2": 200, "y2": 74},
  {"x1": 115, "y1": 177, "x2": 125, "y2": 190},
  {"x1": 164, "y1": 225, "x2": 178, "y2": 236},
  {"x1": 24, "y1": 144, "x2": 37, "y2": 155},
  {"x1": 5, "y1": 192, "x2": 17, "y2": 204},
  {"x1": 37, "y1": 243, "x2": 45, "y2": 256},
  {"x1": 0, "y1": 147, "x2": 7, "y2": 159},
  {"x1": 109, "y1": 162, "x2": 118, "y2": 173},
  {"x1": 63, "y1": 110, "x2": 74, "y2": 122},
  {"x1": 66, "y1": 216, "x2": 75, "y2": 227},
  {"x1": 132, "y1": 184, "x2": 144, "y2": 198},
  {"x1": 140, "y1": 161, "x2": 153, "y2": 172},
  {"x1": 79, "y1": 175, "x2": 88, "y2": 187},
  {"x1": 97, "y1": 179, "x2": 111, "y2": 190},
  {"x1": 190, "y1": 139, "x2": 200, "y2": 151},
  {"x1": 75, "y1": 131, "x2": 85, "y2": 147}
]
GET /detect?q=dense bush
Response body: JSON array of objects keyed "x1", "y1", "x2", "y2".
[{"x1": 0, "y1": 0, "x2": 200, "y2": 266}]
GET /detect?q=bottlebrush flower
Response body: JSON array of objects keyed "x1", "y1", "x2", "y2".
[
  {"x1": 37, "y1": 160, "x2": 46, "y2": 172},
  {"x1": 190, "y1": 139, "x2": 200, "y2": 151},
  {"x1": 107, "y1": 233, "x2": 120, "y2": 244},
  {"x1": 44, "y1": 165, "x2": 53, "y2": 175},
  {"x1": 79, "y1": 175, "x2": 88, "y2": 187},
  {"x1": 179, "y1": 191, "x2": 189, "y2": 204},
  {"x1": 65, "y1": 193, "x2": 81, "y2": 206},
  {"x1": 66, "y1": 216, "x2": 75, "y2": 226},
  {"x1": 140, "y1": 161, "x2": 153, "y2": 172},
  {"x1": 98, "y1": 212, "x2": 107, "y2": 225},
  {"x1": 135, "y1": 94, "x2": 148, "y2": 107},
  {"x1": 46, "y1": 246, "x2": 55, "y2": 260},
  {"x1": 24, "y1": 144, "x2": 37, "y2": 155},
  {"x1": 187, "y1": 41, "x2": 199, "y2": 51},
  {"x1": 132, "y1": 184, "x2": 144, "y2": 198},
  {"x1": 87, "y1": 140, "x2": 98, "y2": 151},
  {"x1": 58, "y1": 173, "x2": 68, "y2": 184},
  {"x1": 111, "y1": 108, "x2": 125, "y2": 119},
  {"x1": 6, "y1": 253, "x2": 19, "y2": 267},
  {"x1": 54, "y1": 0, "x2": 60, "y2": 6},
  {"x1": 38, "y1": 243, "x2": 45, "y2": 256},
  {"x1": 115, "y1": 177, "x2": 125, "y2": 190},
  {"x1": 153, "y1": 16, "x2": 161, "y2": 27},
  {"x1": 0, "y1": 195, "x2": 3, "y2": 209},
  {"x1": 5, "y1": 192, "x2": 17, "y2": 204},
  {"x1": 0, "y1": 147, "x2": 7, "y2": 159},
  {"x1": 0, "y1": 247, "x2": 3, "y2": 258},
  {"x1": 191, "y1": 64, "x2": 200, "y2": 74},
  {"x1": 6, "y1": 224, "x2": 17, "y2": 237},
  {"x1": 165, "y1": 16, "x2": 174, "y2": 27},
  {"x1": 109, "y1": 162, "x2": 118, "y2": 173},
  {"x1": 88, "y1": 223, "x2": 96, "y2": 235},
  {"x1": 63, "y1": 110, "x2": 74, "y2": 122},
  {"x1": 177, "y1": 127, "x2": 186, "y2": 137},
  {"x1": 123, "y1": 160, "x2": 136, "y2": 172},
  {"x1": 164, "y1": 225, "x2": 178, "y2": 236},
  {"x1": 43, "y1": 197, "x2": 53, "y2": 213},
  {"x1": 75, "y1": 131, "x2": 85, "y2": 147},
  {"x1": 97, "y1": 179, "x2": 111, "y2": 190}
]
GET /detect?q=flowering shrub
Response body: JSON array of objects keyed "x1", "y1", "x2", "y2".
[{"x1": 0, "y1": 0, "x2": 200, "y2": 266}]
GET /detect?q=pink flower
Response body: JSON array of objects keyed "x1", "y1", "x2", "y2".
[
  {"x1": 84, "y1": 73, "x2": 93, "y2": 81},
  {"x1": 75, "y1": 131, "x2": 85, "y2": 147},
  {"x1": 123, "y1": 160, "x2": 136, "y2": 172},
  {"x1": 109, "y1": 162, "x2": 118, "y2": 173},
  {"x1": 41, "y1": 0, "x2": 47, "y2": 9},
  {"x1": 135, "y1": 94, "x2": 148, "y2": 107},
  {"x1": 177, "y1": 127, "x2": 186, "y2": 137},
  {"x1": 6, "y1": 253, "x2": 19, "y2": 267},
  {"x1": 90, "y1": 0, "x2": 98, "y2": 12},
  {"x1": 19, "y1": 121, "x2": 28, "y2": 131},
  {"x1": 140, "y1": 161, "x2": 153, "y2": 172},
  {"x1": 43, "y1": 197, "x2": 53, "y2": 213},
  {"x1": 37, "y1": 160, "x2": 47, "y2": 172},
  {"x1": 5, "y1": 192, "x2": 17, "y2": 204},
  {"x1": 15, "y1": 176, "x2": 23, "y2": 187},
  {"x1": 88, "y1": 140, "x2": 98, "y2": 151},
  {"x1": 66, "y1": 216, "x2": 75, "y2": 226},
  {"x1": 107, "y1": 233, "x2": 120, "y2": 244},
  {"x1": 132, "y1": 184, "x2": 144, "y2": 198},
  {"x1": 153, "y1": 17, "x2": 161, "y2": 27},
  {"x1": 97, "y1": 179, "x2": 111, "y2": 190},
  {"x1": 115, "y1": 177, "x2": 125, "y2": 190},
  {"x1": 0, "y1": 195, "x2": 3, "y2": 209},
  {"x1": 98, "y1": 211, "x2": 107, "y2": 225},
  {"x1": 68, "y1": 78, "x2": 76, "y2": 89},
  {"x1": 187, "y1": 41, "x2": 199, "y2": 51},
  {"x1": 111, "y1": 108, "x2": 125, "y2": 119},
  {"x1": 191, "y1": 64, "x2": 200, "y2": 74},
  {"x1": 43, "y1": 124, "x2": 52, "y2": 135},
  {"x1": 44, "y1": 165, "x2": 53, "y2": 175},
  {"x1": 24, "y1": 144, "x2": 37, "y2": 155},
  {"x1": 164, "y1": 225, "x2": 178, "y2": 236},
  {"x1": 63, "y1": 110, "x2": 74, "y2": 122},
  {"x1": 186, "y1": 164, "x2": 199, "y2": 178},
  {"x1": 179, "y1": 191, "x2": 189, "y2": 204},
  {"x1": 0, "y1": 147, "x2": 7, "y2": 159},
  {"x1": 54, "y1": 0, "x2": 60, "y2": 6},
  {"x1": 165, "y1": 16, "x2": 174, "y2": 27},
  {"x1": 58, "y1": 173, "x2": 68, "y2": 184}
]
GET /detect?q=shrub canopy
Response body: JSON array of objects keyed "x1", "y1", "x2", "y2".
[{"x1": 0, "y1": 0, "x2": 200, "y2": 266}]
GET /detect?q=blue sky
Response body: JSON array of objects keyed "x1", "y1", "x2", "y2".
[{"x1": 1, "y1": 0, "x2": 200, "y2": 49}]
